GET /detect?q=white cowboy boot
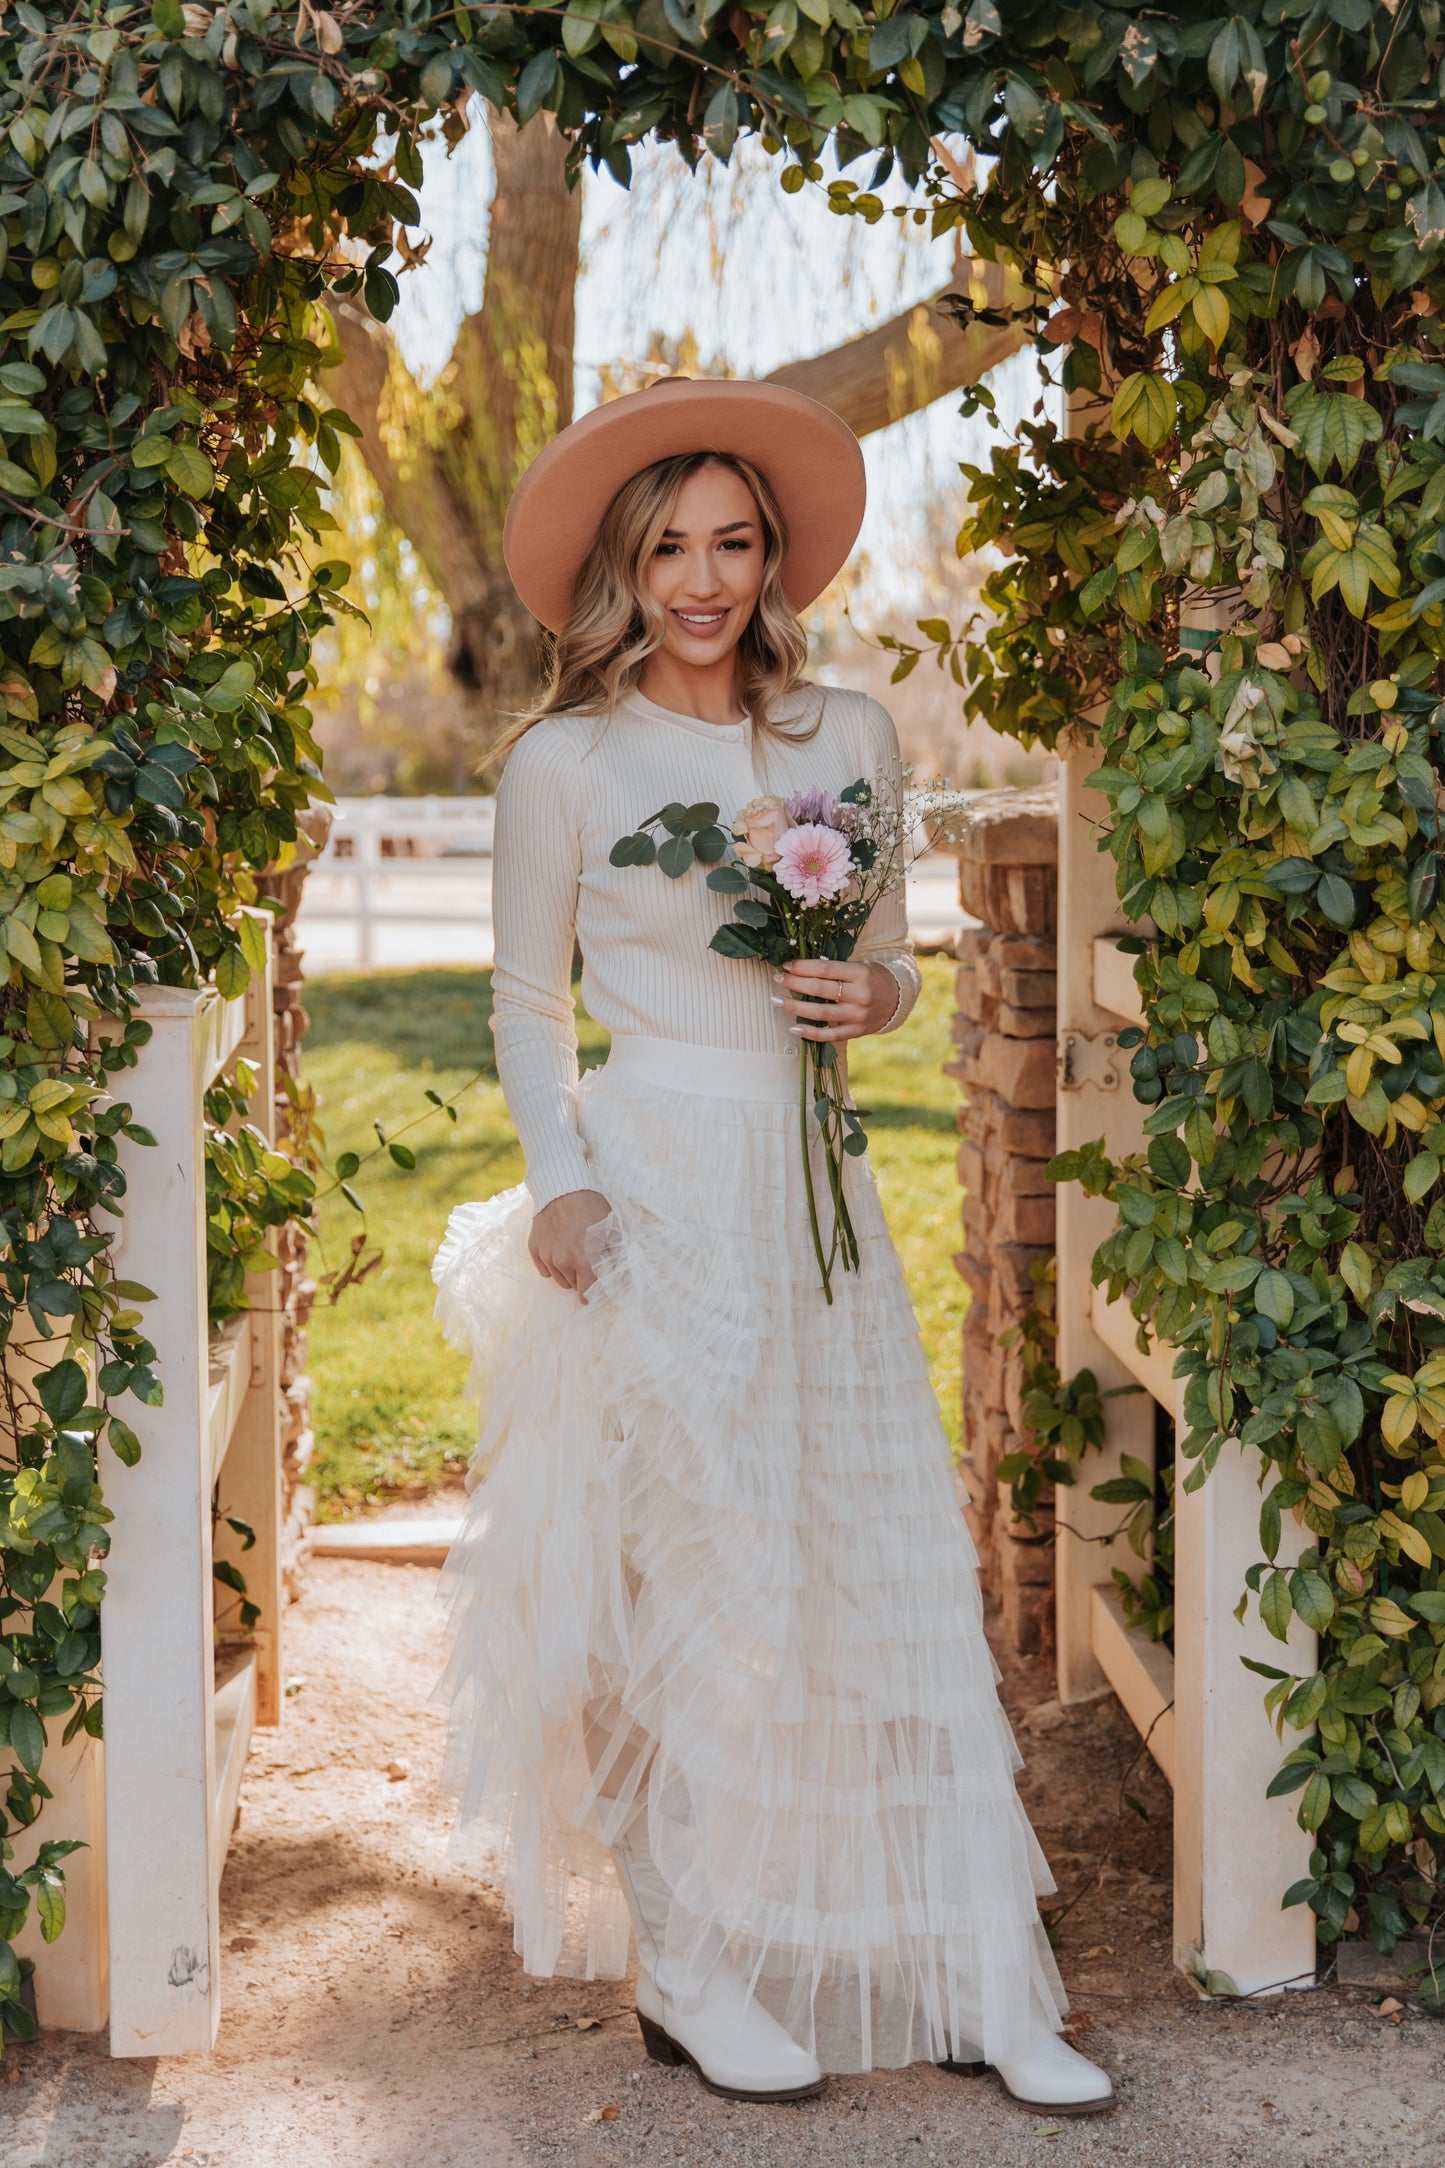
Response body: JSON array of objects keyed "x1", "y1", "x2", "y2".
[
  {"x1": 611, "y1": 1809, "x2": 825, "y2": 2103},
  {"x1": 946, "y1": 2030, "x2": 1114, "y2": 2115}
]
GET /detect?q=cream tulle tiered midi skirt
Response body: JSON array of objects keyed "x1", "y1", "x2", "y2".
[{"x1": 433, "y1": 1035, "x2": 1067, "y2": 2073}]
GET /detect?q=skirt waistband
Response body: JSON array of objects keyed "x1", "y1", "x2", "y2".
[{"x1": 603, "y1": 1034, "x2": 802, "y2": 1104}]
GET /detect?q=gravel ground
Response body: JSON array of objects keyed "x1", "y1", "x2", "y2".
[{"x1": 0, "y1": 1556, "x2": 1440, "y2": 2168}]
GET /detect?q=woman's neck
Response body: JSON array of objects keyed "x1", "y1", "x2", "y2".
[{"x1": 636, "y1": 653, "x2": 744, "y2": 728}]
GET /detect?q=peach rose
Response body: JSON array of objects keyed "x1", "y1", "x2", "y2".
[{"x1": 732, "y1": 794, "x2": 791, "y2": 869}]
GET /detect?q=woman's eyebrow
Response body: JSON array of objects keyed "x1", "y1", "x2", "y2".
[{"x1": 660, "y1": 519, "x2": 758, "y2": 538}]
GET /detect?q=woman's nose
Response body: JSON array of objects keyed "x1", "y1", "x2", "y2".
[{"x1": 680, "y1": 548, "x2": 722, "y2": 595}]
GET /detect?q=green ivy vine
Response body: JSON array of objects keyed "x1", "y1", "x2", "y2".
[{"x1": 4, "y1": 0, "x2": 1444, "y2": 2036}]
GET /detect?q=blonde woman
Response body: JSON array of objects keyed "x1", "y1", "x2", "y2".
[{"x1": 433, "y1": 379, "x2": 1113, "y2": 2115}]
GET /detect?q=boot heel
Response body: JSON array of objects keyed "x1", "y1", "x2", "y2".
[{"x1": 637, "y1": 2011, "x2": 684, "y2": 2066}]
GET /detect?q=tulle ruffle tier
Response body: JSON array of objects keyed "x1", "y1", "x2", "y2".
[{"x1": 432, "y1": 1050, "x2": 1067, "y2": 2072}]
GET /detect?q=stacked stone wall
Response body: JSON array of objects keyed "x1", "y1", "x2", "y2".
[{"x1": 948, "y1": 786, "x2": 1060, "y2": 1654}]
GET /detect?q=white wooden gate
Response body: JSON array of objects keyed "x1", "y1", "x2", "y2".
[
  {"x1": 1054, "y1": 750, "x2": 1318, "y2": 1995},
  {"x1": 13, "y1": 928, "x2": 283, "y2": 2051}
]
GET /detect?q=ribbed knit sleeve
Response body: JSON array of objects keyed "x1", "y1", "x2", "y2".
[
  {"x1": 490, "y1": 723, "x2": 596, "y2": 1211},
  {"x1": 852, "y1": 698, "x2": 922, "y2": 1035}
]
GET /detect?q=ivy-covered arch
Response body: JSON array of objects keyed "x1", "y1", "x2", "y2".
[{"x1": 1, "y1": 0, "x2": 1443, "y2": 2026}]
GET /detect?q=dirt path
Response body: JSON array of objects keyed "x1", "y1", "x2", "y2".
[{"x1": 0, "y1": 1558, "x2": 1440, "y2": 2168}]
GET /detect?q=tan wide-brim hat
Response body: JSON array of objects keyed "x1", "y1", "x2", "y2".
[{"x1": 502, "y1": 377, "x2": 867, "y2": 634}]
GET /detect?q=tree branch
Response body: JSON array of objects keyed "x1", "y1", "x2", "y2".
[{"x1": 765, "y1": 262, "x2": 1032, "y2": 439}]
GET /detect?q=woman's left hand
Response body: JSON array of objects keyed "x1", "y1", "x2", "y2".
[{"x1": 773, "y1": 957, "x2": 900, "y2": 1043}]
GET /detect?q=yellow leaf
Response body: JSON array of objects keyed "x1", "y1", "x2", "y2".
[
  {"x1": 1382, "y1": 1511, "x2": 1434, "y2": 1568},
  {"x1": 26, "y1": 1078, "x2": 72, "y2": 1114},
  {"x1": 1346, "y1": 1044, "x2": 1375, "y2": 1098},
  {"x1": 1370, "y1": 1596, "x2": 1417, "y2": 1637},
  {"x1": 1143, "y1": 281, "x2": 1191, "y2": 335},
  {"x1": 0, "y1": 1120, "x2": 37, "y2": 1172},
  {"x1": 1382, "y1": 1393, "x2": 1420, "y2": 1449},
  {"x1": 1191, "y1": 282, "x2": 1231, "y2": 347},
  {"x1": 1402, "y1": 1471, "x2": 1430, "y2": 1512}
]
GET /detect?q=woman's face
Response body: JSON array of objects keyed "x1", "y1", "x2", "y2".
[{"x1": 644, "y1": 461, "x2": 767, "y2": 671}]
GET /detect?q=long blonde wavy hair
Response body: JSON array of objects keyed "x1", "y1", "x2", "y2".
[{"x1": 496, "y1": 450, "x2": 820, "y2": 757}]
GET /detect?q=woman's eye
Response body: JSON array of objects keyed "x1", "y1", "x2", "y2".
[
  {"x1": 654, "y1": 542, "x2": 681, "y2": 556},
  {"x1": 719, "y1": 538, "x2": 753, "y2": 552}
]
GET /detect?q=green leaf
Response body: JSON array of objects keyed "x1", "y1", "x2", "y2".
[
  {"x1": 236, "y1": 913, "x2": 268, "y2": 976},
  {"x1": 1111, "y1": 372, "x2": 1177, "y2": 450},
  {"x1": 1339, "y1": 1241, "x2": 1373, "y2": 1304},
  {"x1": 1260, "y1": 1568, "x2": 1293, "y2": 1642},
  {"x1": 163, "y1": 440, "x2": 214, "y2": 498},
  {"x1": 9, "y1": 1706, "x2": 44, "y2": 1778},
  {"x1": 1300, "y1": 1768, "x2": 1332, "y2": 1830},
  {"x1": 709, "y1": 924, "x2": 763, "y2": 959},
  {"x1": 702, "y1": 85, "x2": 739, "y2": 161},
  {"x1": 1288, "y1": 1569, "x2": 1335, "y2": 1633},
  {"x1": 1405, "y1": 1152, "x2": 1442, "y2": 1204},
  {"x1": 656, "y1": 833, "x2": 695, "y2": 879},
  {"x1": 213, "y1": 947, "x2": 250, "y2": 1000},
  {"x1": 33, "y1": 1878, "x2": 64, "y2": 1943},
  {"x1": 107, "y1": 1417, "x2": 141, "y2": 1466},
  {"x1": 206, "y1": 660, "x2": 255, "y2": 714},
  {"x1": 420, "y1": 51, "x2": 457, "y2": 107},
  {"x1": 516, "y1": 48, "x2": 561, "y2": 124},
  {"x1": 36, "y1": 1360, "x2": 86, "y2": 1426},
  {"x1": 1254, "y1": 1269, "x2": 1294, "y2": 1329}
]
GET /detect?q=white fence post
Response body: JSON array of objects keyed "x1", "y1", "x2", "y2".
[
  {"x1": 1054, "y1": 744, "x2": 1319, "y2": 1996},
  {"x1": 99, "y1": 987, "x2": 223, "y2": 2055},
  {"x1": 92, "y1": 928, "x2": 281, "y2": 2055},
  {"x1": 1172, "y1": 1445, "x2": 1317, "y2": 1994}
]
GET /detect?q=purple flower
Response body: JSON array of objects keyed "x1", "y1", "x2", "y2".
[{"x1": 785, "y1": 786, "x2": 846, "y2": 830}]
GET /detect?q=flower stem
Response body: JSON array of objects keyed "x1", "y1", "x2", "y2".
[{"x1": 798, "y1": 1034, "x2": 833, "y2": 1304}]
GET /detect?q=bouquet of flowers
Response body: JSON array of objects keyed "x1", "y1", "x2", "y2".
[{"x1": 610, "y1": 774, "x2": 968, "y2": 1300}]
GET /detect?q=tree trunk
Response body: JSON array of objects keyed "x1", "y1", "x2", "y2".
[{"x1": 326, "y1": 110, "x2": 582, "y2": 759}]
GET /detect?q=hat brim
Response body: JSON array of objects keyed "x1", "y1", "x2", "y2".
[{"x1": 502, "y1": 378, "x2": 866, "y2": 635}]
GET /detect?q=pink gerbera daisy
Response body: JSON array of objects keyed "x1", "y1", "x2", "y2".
[{"x1": 773, "y1": 822, "x2": 854, "y2": 906}]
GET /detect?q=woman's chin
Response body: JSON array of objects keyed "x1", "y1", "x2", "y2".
[{"x1": 661, "y1": 633, "x2": 743, "y2": 668}]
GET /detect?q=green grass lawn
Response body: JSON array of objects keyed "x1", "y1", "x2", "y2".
[{"x1": 301, "y1": 956, "x2": 965, "y2": 1518}]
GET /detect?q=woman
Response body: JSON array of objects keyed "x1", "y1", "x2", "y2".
[{"x1": 433, "y1": 378, "x2": 1113, "y2": 2115}]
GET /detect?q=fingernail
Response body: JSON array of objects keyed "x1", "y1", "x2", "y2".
[
  {"x1": 770, "y1": 995, "x2": 787, "y2": 1007},
  {"x1": 773, "y1": 970, "x2": 785, "y2": 982}
]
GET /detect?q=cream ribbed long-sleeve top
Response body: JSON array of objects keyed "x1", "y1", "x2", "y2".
[{"x1": 491, "y1": 684, "x2": 923, "y2": 1209}]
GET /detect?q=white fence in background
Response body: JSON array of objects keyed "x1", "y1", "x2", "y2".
[
  {"x1": 298, "y1": 796, "x2": 973, "y2": 972},
  {"x1": 302, "y1": 797, "x2": 495, "y2": 971}
]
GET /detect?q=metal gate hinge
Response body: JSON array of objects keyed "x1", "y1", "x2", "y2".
[{"x1": 1057, "y1": 1031, "x2": 1120, "y2": 1092}]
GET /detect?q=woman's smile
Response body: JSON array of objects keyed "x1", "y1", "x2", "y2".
[{"x1": 672, "y1": 605, "x2": 731, "y2": 637}]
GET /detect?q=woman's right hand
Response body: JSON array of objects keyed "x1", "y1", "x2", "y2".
[{"x1": 528, "y1": 1189, "x2": 612, "y2": 1301}]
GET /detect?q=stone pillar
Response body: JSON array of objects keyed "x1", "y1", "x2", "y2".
[
  {"x1": 949, "y1": 786, "x2": 1059, "y2": 1653},
  {"x1": 258, "y1": 805, "x2": 331, "y2": 1599}
]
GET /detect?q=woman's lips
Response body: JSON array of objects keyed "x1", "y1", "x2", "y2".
[{"x1": 671, "y1": 607, "x2": 730, "y2": 638}]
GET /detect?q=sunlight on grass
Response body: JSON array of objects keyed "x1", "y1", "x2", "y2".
[{"x1": 302, "y1": 957, "x2": 965, "y2": 1517}]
